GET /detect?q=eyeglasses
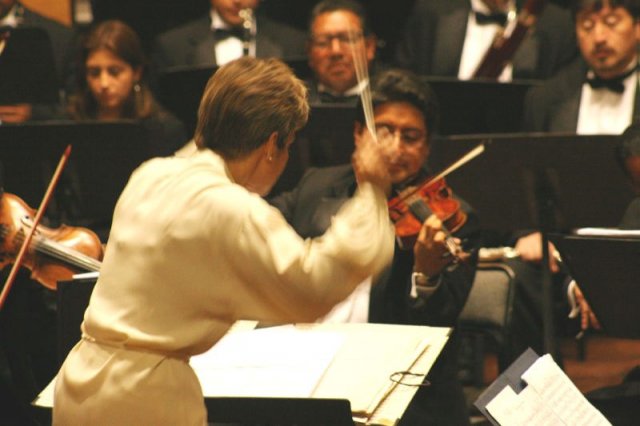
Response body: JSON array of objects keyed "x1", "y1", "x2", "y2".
[
  {"x1": 376, "y1": 124, "x2": 426, "y2": 146},
  {"x1": 310, "y1": 31, "x2": 363, "y2": 49}
]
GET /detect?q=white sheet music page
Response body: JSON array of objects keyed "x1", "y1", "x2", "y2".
[
  {"x1": 486, "y1": 354, "x2": 611, "y2": 426},
  {"x1": 190, "y1": 324, "x2": 344, "y2": 398},
  {"x1": 521, "y1": 354, "x2": 611, "y2": 425}
]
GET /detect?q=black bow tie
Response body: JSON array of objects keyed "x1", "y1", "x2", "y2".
[
  {"x1": 586, "y1": 66, "x2": 638, "y2": 94},
  {"x1": 474, "y1": 11, "x2": 507, "y2": 26},
  {"x1": 318, "y1": 91, "x2": 359, "y2": 105},
  {"x1": 214, "y1": 27, "x2": 244, "y2": 41}
]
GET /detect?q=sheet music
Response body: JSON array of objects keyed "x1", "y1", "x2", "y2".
[
  {"x1": 191, "y1": 324, "x2": 344, "y2": 398},
  {"x1": 486, "y1": 354, "x2": 611, "y2": 426}
]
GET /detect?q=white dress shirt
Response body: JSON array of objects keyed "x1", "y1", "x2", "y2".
[
  {"x1": 210, "y1": 8, "x2": 256, "y2": 65},
  {"x1": 577, "y1": 68, "x2": 637, "y2": 135}
]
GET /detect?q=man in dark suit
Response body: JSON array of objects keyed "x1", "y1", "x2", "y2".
[
  {"x1": 153, "y1": 0, "x2": 306, "y2": 71},
  {"x1": 306, "y1": 0, "x2": 378, "y2": 104},
  {"x1": 271, "y1": 69, "x2": 481, "y2": 426},
  {"x1": 396, "y1": 0, "x2": 577, "y2": 81},
  {"x1": 524, "y1": 0, "x2": 639, "y2": 133}
]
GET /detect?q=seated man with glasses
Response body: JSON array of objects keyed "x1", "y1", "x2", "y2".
[
  {"x1": 306, "y1": 0, "x2": 380, "y2": 104},
  {"x1": 270, "y1": 68, "x2": 481, "y2": 426}
]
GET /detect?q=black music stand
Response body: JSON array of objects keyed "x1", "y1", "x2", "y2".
[
  {"x1": 0, "y1": 27, "x2": 59, "y2": 105},
  {"x1": 269, "y1": 103, "x2": 357, "y2": 196},
  {"x1": 156, "y1": 59, "x2": 312, "y2": 137},
  {"x1": 423, "y1": 76, "x2": 539, "y2": 135},
  {"x1": 428, "y1": 132, "x2": 635, "y2": 358},
  {"x1": 0, "y1": 121, "x2": 150, "y2": 237},
  {"x1": 550, "y1": 234, "x2": 640, "y2": 340},
  {"x1": 56, "y1": 277, "x2": 354, "y2": 425}
]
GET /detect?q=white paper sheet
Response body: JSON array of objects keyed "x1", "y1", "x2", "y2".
[
  {"x1": 190, "y1": 325, "x2": 345, "y2": 398},
  {"x1": 486, "y1": 354, "x2": 611, "y2": 426}
]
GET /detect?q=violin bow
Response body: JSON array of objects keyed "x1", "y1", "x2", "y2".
[
  {"x1": 0, "y1": 145, "x2": 72, "y2": 310},
  {"x1": 391, "y1": 143, "x2": 486, "y2": 207}
]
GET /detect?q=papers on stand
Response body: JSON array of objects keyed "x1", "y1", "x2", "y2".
[
  {"x1": 190, "y1": 324, "x2": 345, "y2": 398},
  {"x1": 193, "y1": 322, "x2": 450, "y2": 425},
  {"x1": 484, "y1": 354, "x2": 611, "y2": 426}
]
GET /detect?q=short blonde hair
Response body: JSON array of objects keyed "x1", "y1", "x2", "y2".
[{"x1": 194, "y1": 57, "x2": 309, "y2": 159}]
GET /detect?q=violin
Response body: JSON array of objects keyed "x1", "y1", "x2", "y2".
[
  {"x1": 388, "y1": 176, "x2": 466, "y2": 253},
  {"x1": 387, "y1": 144, "x2": 485, "y2": 254},
  {"x1": 0, "y1": 192, "x2": 103, "y2": 290}
]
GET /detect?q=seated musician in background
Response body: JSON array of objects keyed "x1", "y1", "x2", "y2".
[
  {"x1": 524, "y1": 0, "x2": 639, "y2": 133},
  {"x1": 395, "y1": 0, "x2": 577, "y2": 81},
  {"x1": 500, "y1": 0, "x2": 640, "y2": 358},
  {"x1": 270, "y1": 68, "x2": 481, "y2": 426},
  {"x1": 306, "y1": 0, "x2": 378, "y2": 104},
  {"x1": 0, "y1": 0, "x2": 75, "y2": 122},
  {"x1": 153, "y1": 0, "x2": 306, "y2": 71},
  {"x1": 562, "y1": 123, "x2": 640, "y2": 425},
  {"x1": 53, "y1": 57, "x2": 394, "y2": 425},
  {"x1": 67, "y1": 20, "x2": 187, "y2": 157}
]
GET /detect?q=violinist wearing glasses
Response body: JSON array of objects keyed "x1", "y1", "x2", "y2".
[{"x1": 270, "y1": 68, "x2": 481, "y2": 426}]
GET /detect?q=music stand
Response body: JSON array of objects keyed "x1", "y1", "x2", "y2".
[
  {"x1": 550, "y1": 234, "x2": 640, "y2": 339},
  {"x1": 423, "y1": 76, "x2": 539, "y2": 135},
  {"x1": 0, "y1": 121, "x2": 150, "y2": 236},
  {"x1": 156, "y1": 59, "x2": 312, "y2": 136},
  {"x1": 428, "y1": 132, "x2": 635, "y2": 357},
  {"x1": 269, "y1": 103, "x2": 357, "y2": 196},
  {"x1": 0, "y1": 27, "x2": 59, "y2": 105}
]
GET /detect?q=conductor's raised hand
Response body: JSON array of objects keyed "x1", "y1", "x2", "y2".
[{"x1": 352, "y1": 127, "x2": 391, "y2": 195}]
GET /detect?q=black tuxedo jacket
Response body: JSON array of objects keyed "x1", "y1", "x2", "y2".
[
  {"x1": 153, "y1": 14, "x2": 306, "y2": 71},
  {"x1": 524, "y1": 57, "x2": 640, "y2": 132},
  {"x1": 395, "y1": 0, "x2": 577, "y2": 80},
  {"x1": 270, "y1": 165, "x2": 481, "y2": 424}
]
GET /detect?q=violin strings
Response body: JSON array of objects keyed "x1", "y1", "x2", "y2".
[
  {"x1": 12, "y1": 229, "x2": 101, "y2": 272},
  {"x1": 347, "y1": 25, "x2": 377, "y2": 142}
]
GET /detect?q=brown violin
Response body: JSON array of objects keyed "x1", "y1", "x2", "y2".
[
  {"x1": 387, "y1": 144, "x2": 485, "y2": 253},
  {"x1": 0, "y1": 193, "x2": 103, "y2": 290}
]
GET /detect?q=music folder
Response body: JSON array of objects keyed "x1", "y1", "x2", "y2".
[
  {"x1": 550, "y1": 233, "x2": 640, "y2": 339},
  {"x1": 475, "y1": 348, "x2": 610, "y2": 425}
]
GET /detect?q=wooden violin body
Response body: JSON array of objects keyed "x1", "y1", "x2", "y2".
[
  {"x1": 388, "y1": 177, "x2": 467, "y2": 249},
  {"x1": 0, "y1": 193, "x2": 103, "y2": 290}
]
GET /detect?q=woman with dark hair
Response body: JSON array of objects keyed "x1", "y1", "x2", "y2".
[{"x1": 68, "y1": 20, "x2": 186, "y2": 157}]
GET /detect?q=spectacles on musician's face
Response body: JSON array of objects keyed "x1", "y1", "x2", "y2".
[
  {"x1": 309, "y1": 31, "x2": 363, "y2": 50},
  {"x1": 375, "y1": 124, "x2": 426, "y2": 147}
]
